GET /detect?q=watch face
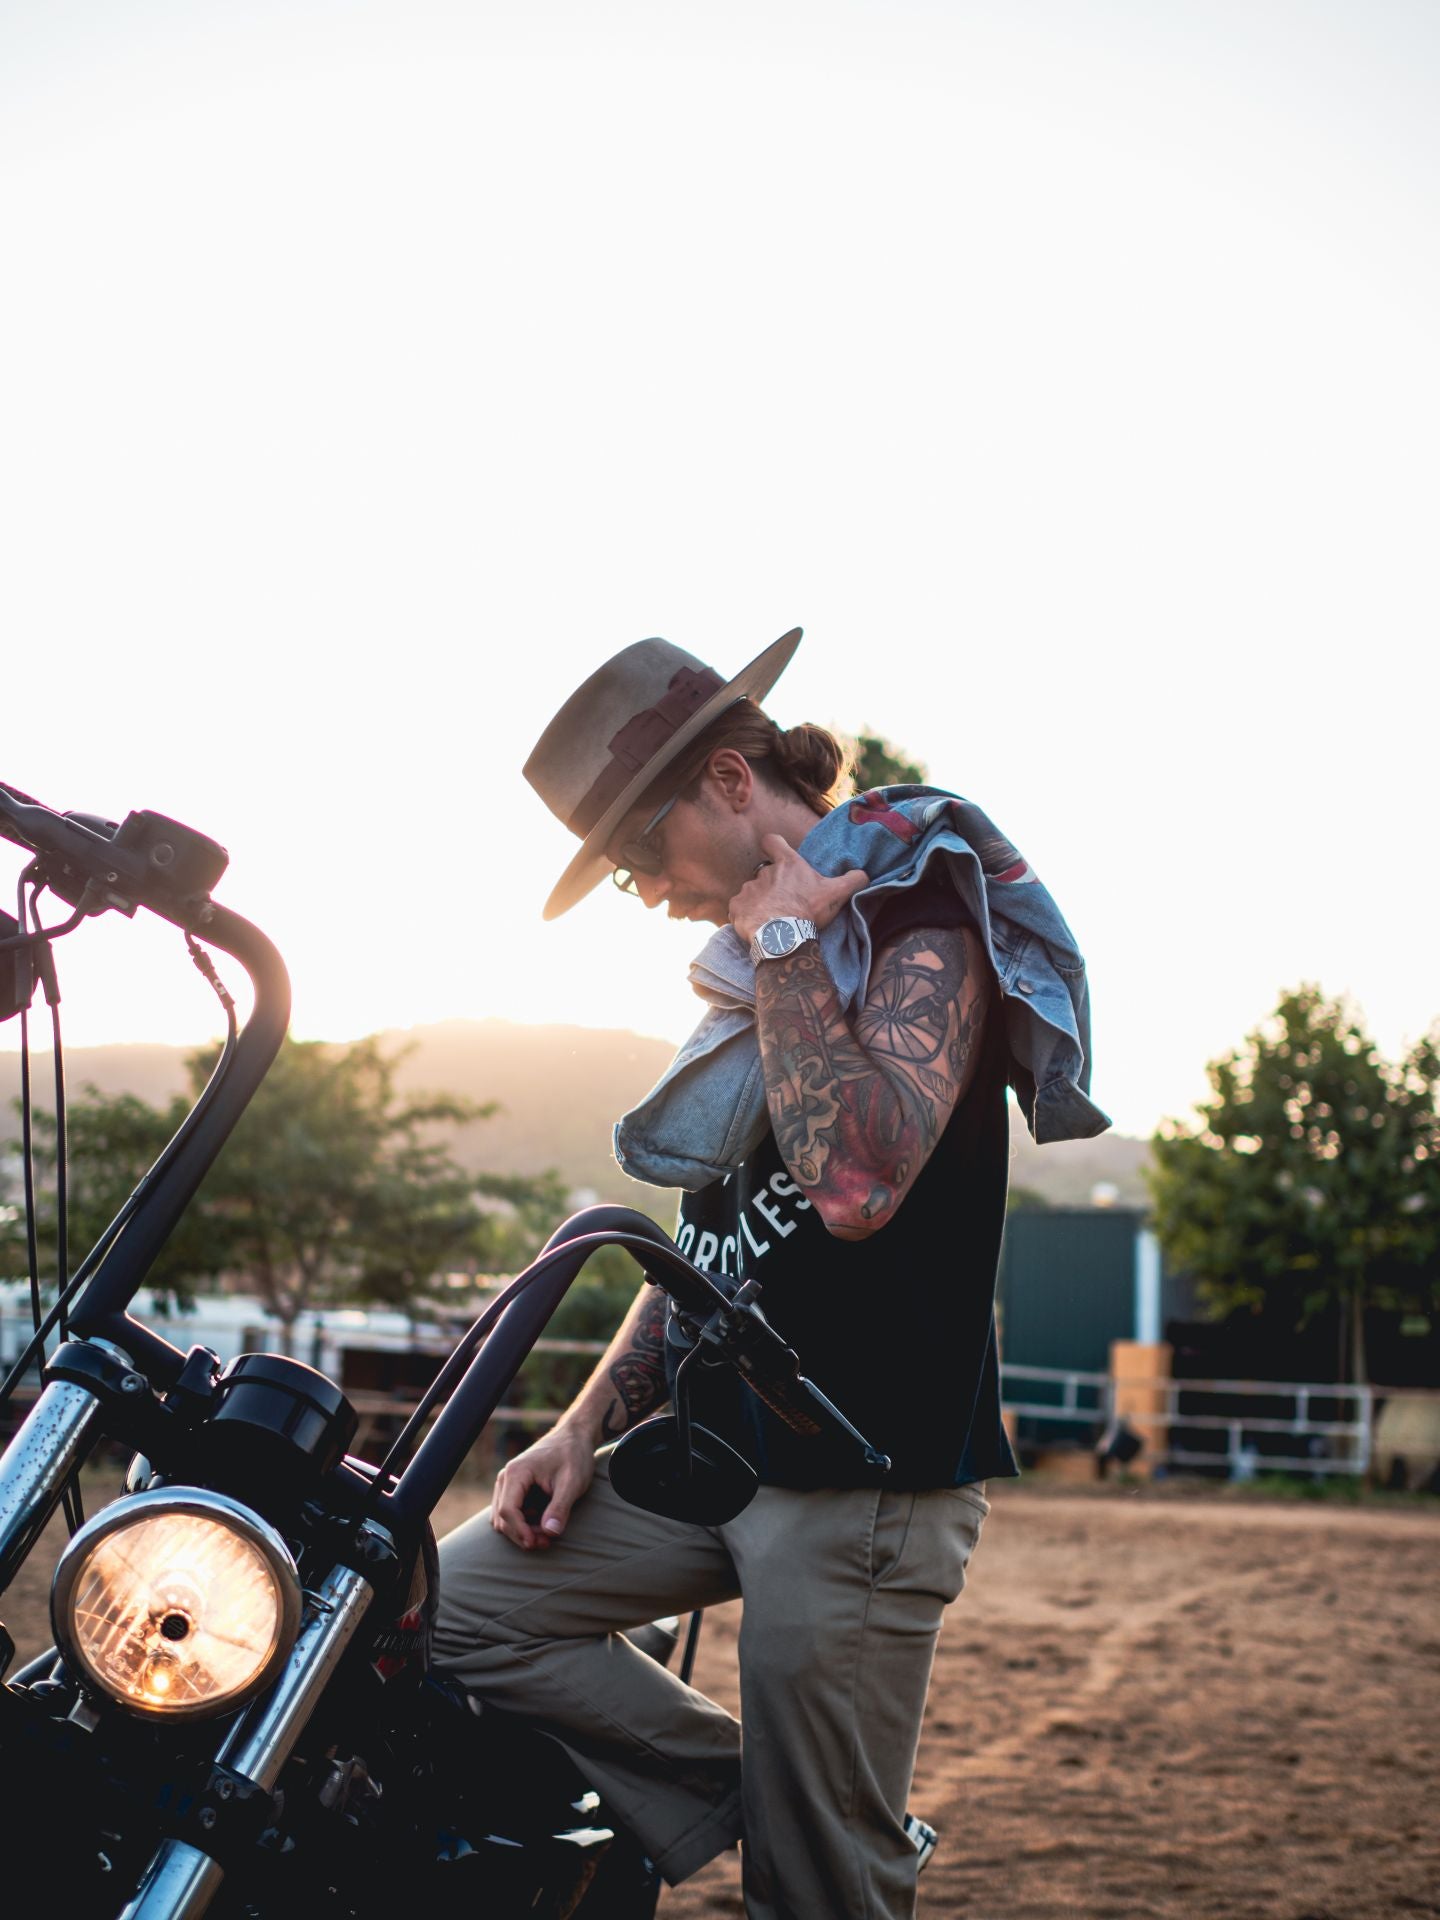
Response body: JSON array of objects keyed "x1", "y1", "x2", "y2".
[{"x1": 759, "y1": 919, "x2": 798, "y2": 958}]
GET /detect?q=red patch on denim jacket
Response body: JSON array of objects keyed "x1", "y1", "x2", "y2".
[{"x1": 849, "y1": 792, "x2": 920, "y2": 842}]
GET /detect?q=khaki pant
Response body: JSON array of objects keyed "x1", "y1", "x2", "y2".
[{"x1": 432, "y1": 1453, "x2": 989, "y2": 1920}]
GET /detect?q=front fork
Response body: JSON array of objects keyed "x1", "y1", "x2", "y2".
[
  {"x1": 0, "y1": 1374, "x2": 382, "y2": 1920},
  {"x1": 118, "y1": 1558, "x2": 378, "y2": 1920},
  {"x1": 0, "y1": 1378, "x2": 104, "y2": 1599}
]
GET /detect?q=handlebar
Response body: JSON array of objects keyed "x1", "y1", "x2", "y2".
[
  {"x1": 381, "y1": 1206, "x2": 889, "y2": 1535},
  {"x1": 0, "y1": 782, "x2": 230, "y2": 930},
  {"x1": 0, "y1": 783, "x2": 291, "y2": 1380}
]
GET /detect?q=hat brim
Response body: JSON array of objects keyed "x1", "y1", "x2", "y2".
[{"x1": 543, "y1": 627, "x2": 803, "y2": 919}]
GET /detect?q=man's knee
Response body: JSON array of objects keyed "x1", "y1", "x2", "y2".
[{"x1": 432, "y1": 1509, "x2": 538, "y2": 1658}]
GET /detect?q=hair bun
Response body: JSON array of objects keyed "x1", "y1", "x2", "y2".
[
  {"x1": 642, "y1": 698, "x2": 854, "y2": 819},
  {"x1": 775, "y1": 723, "x2": 854, "y2": 811}
]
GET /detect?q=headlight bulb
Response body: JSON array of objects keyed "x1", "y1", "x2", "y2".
[{"x1": 52, "y1": 1489, "x2": 302, "y2": 1718}]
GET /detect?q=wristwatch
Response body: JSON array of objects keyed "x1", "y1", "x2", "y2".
[{"x1": 749, "y1": 916, "x2": 818, "y2": 965}]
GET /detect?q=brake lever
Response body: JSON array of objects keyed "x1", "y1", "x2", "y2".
[
  {"x1": 0, "y1": 785, "x2": 229, "y2": 919},
  {"x1": 684, "y1": 1279, "x2": 891, "y2": 1470}
]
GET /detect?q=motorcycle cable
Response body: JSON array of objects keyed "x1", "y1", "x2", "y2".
[
  {"x1": 13, "y1": 870, "x2": 84, "y2": 1529},
  {"x1": 0, "y1": 899, "x2": 87, "y2": 953},
  {"x1": 29, "y1": 883, "x2": 67, "y2": 1344},
  {"x1": 14, "y1": 874, "x2": 44, "y2": 1369},
  {"x1": 0, "y1": 926, "x2": 241, "y2": 1421},
  {"x1": 679, "y1": 1607, "x2": 705, "y2": 1687}
]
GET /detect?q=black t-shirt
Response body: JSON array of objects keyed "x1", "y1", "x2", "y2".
[{"x1": 670, "y1": 892, "x2": 1020, "y2": 1492}]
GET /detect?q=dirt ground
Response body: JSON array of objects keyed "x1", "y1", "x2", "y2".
[
  {"x1": 5, "y1": 1477, "x2": 1439, "y2": 1919},
  {"x1": 662, "y1": 1485, "x2": 1440, "y2": 1920}
]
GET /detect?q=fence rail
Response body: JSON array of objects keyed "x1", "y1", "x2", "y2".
[
  {"x1": 0, "y1": 1313, "x2": 1381, "y2": 1480},
  {"x1": 1001, "y1": 1361, "x2": 1374, "y2": 1477}
]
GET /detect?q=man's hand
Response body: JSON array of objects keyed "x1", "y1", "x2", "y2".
[
  {"x1": 488, "y1": 1286, "x2": 667, "y2": 1551},
  {"x1": 729, "y1": 834, "x2": 869, "y2": 946},
  {"x1": 491, "y1": 1423, "x2": 598, "y2": 1550}
]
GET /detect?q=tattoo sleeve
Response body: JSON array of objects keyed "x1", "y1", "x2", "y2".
[
  {"x1": 753, "y1": 924, "x2": 990, "y2": 1238},
  {"x1": 598, "y1": 1285, "x2": 669, "y2": 1440}
]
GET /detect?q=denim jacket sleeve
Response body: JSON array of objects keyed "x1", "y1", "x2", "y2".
[{"x1": 613, "y1": 786, "x2": 1110, "y2": 1190}]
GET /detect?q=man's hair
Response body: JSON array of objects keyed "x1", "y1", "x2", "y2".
[{"x1": 634, "y1": 698, "x2": 855, "y2": 819}]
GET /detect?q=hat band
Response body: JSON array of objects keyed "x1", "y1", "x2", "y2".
[{"x1": 567, "y1": 665, "x2": 726, "y2": 836}]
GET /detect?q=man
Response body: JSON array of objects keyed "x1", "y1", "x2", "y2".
[{"x1": 433, "y1": 626, "x2": 1102, "y2": 1918}]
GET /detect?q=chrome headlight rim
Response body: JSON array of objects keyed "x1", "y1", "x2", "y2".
[{"x1": 51, "y1": 1485, "x2": 303, "y2": 1720}]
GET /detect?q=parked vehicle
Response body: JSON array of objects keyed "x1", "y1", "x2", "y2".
[{"x1": 0, "y1": 783, "x2": 886, "y2": 1918}]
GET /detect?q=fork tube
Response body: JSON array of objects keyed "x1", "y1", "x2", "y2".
[
  {"x1": 0, "y1": 1379, "x2": 101, "y2": 1594},
  {"x1": 218, "y1": 1560, "x2": 375, "y2": 1786},
  {"x1": 116, "y1": 1560, "x2": 375, "y2": 1920}
]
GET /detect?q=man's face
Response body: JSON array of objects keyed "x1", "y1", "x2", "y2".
[{"x1": 606, "y1": 777, "x2": 757, "y2": 927}]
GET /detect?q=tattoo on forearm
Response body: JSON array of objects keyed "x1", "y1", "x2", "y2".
[
  {"x1": 599, "y1": 1288, "x2": 669, "y2": 1440},
  {"x1": 754, "y1": 928, "x2": 988, "y2": 1233}
]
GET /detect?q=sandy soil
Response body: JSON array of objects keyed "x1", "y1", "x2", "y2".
[
  {"x1": 5, "y1": 1478, "x2": 1439, "y2": 1919},
  {"x1": 664, "y1": 1487, "x2": 1440, "y2": 1920}
]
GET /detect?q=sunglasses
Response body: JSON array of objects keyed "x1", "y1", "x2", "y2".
[{"x1": 610, "y1": 793, "x2": 680, "y2": 896}]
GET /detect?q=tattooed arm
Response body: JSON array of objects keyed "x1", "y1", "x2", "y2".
[
  {"x1": 490, "y1": 1282, "x2": 669, "y2": 1549},
  {"x1": 753, "y1": 921, "x2": 991, "y2": 1240},
  {"x1": 590, "y1": 1283, "x2": 670, "y2": 1441}
]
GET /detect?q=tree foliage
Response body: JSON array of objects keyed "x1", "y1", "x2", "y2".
[
  {"x1": 512, "y1": 1242, "x2": 644, "y2": 1413},
  {"x1": 1006, "y1": 1185, "x2": 1051, "y2": 1213},
  {"x1": 0, "y1": 1088, "x2": 206, "y2": 1304},
  {"x1": 1147, "y1": 987, "x2": 1440, "y2": 1383},
  {"x1": 851, "y1": 731, "x2": 928, "y2": 791},
  {"x1": 3, "y1": 1037, "x2": 574, "y2": 1343}
]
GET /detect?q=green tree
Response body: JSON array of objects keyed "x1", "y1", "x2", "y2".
[
  {"x1": 1147, "y1": 987, "x2": 1440, "y2": 1385},
  {"x1": 1, "y1": 1088, "x2": 211, "y2": 1306},
  {"x1": 512, "y1": 1242, "x2": 645, "y2": 1414},
  {"x1": 1006, "y1": 1185, "x2": 1051, "y2": 1212},
  {"x1": 851, "y1": 731, "x2": 928, "y2": 791},
  {"x1": 187, "y1": 1036, "x2": 509, "y2": 1347},
  {"x1": 4, "y1": 1037, "x2": 572, "y2": 1349}
]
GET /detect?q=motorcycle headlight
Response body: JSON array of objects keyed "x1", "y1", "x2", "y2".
[{"x1": 51, "y1": 1488, "x2": 302, "y2": 1718}]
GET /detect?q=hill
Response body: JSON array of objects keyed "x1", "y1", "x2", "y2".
[{"x1": 0, "y1": 1020, "x2": 1154, "y2": 1209}]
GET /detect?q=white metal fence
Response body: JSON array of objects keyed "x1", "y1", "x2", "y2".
[
  {"x1": 1002, "y1": 1361, "x2": 1374, "y2": 1477},
  {"x1": 1, "y1": 1307, "x2": 1378, "y2": 1479}
]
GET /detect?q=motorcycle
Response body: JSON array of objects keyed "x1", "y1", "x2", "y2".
[{"x1": 0, "y1": 783, "x2": 889, "y2": 1919}]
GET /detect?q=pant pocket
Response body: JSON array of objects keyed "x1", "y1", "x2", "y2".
[
  {"x1": 945, "y1": 1480, "x2": 991, "y2": 1520},
  {"x1": 868, "y1": 1490, "x2": 916, "y2": 1587},
  {"x1": 915, "y1": 1488, "x2": 988, "y2": 1604}
]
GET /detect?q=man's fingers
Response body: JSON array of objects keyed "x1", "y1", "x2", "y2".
[
  {"x1": 808, "y1": 866, "x2": 868, "y2": 932},
  {"x1": 490, "y1": 1436, "x2": 597, "y2": 1549},
  {"x1": 731, "y1": 840, "x2": 869, "y2": 941},
  {"x1": 492, "y1": 1462, "x2": 546, "y2": 1549},
  {"x1": 539, "y1": 1479, "x2": 579, "y2": 1539},
  {"x1": 538, "y1": 1445, "x2": 598, "y2": 1540}
]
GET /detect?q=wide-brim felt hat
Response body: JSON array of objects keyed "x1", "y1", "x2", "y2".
[{"x1": 524, "y1": 627, "x2": 802, "y2": 919}]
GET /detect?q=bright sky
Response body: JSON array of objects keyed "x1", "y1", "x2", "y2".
[{"x1": 1, "y1": 0, "x2": 1436, "y2": 1140}]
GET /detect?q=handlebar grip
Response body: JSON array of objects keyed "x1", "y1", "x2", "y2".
[
  {"x1": 0, "y1": 784, "x2": 228, "y2": 922},
  {"x1": 736, "y1": 1367, "x2": 891, "y2": 1469},
  {"x1": 733, "y1": 1365, "x2": 825, "y2": 1438},
  {"x1": 698, "y1": 1295, "x2": 892, "y2": 1467}
]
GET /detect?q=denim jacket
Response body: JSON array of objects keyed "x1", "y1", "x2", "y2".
[{"x1": 613, "y1": 786, "x2": 1110, "y2": 1190}]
